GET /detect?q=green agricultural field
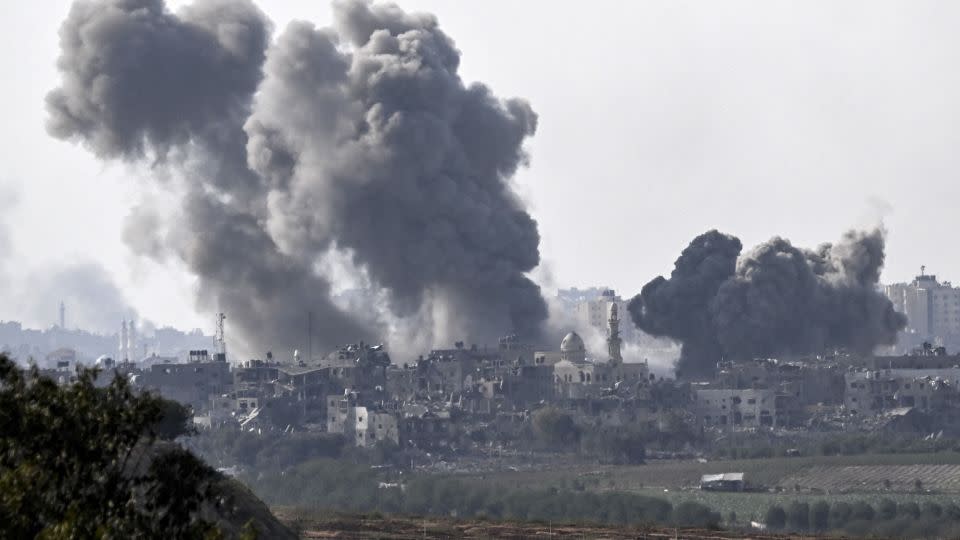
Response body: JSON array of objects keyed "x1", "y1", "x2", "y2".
[
  {"x1": 779, "y1": 464, "x2": 960, "y2": 492},
  {"x1": 451, "y1": 453, "x2": 960, "y2": 525},
  {"x1": 463, "y1": 453, "x2": 960, "y2": 493}
]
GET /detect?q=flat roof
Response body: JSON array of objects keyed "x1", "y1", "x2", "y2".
[{"x1": 701, "y1": 473, "x2": 745, "y2": 483}]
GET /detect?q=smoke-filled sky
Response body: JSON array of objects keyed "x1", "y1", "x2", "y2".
[{"x1": 2, "y1": 1, "x2": 960, "y2": 342}]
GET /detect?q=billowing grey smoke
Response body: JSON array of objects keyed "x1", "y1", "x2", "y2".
[
  {"x1": 47, "y1": 0, "x2": 270, "y2": 201},
  {"x1": 628, "y1": 231, "x2": 742, "y2": 378},
  {"x1": 245, "y1": 1, "x2": 544, "y2": 342},
  {"x1": 47, "y1": 0, "x2": 544, "y2": 357},
  {"x1": 629, "y1": 229, "x2": 906, "y2": 379},
  {"x1": 47, "y1": 0, "x2": 368, "y2": 356}
]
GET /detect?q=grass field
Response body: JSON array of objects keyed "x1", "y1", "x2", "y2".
[
  {"x1": 464, "y1": 452, "x2": 960, "y2": 493},
  {"x1": 449, "y1": 452, "x2": 960, "y2": 522},
  {"x1": 442, "y1": 452, "x2": 960, "y2": 523}
]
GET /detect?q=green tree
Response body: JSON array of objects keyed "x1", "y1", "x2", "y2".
[
  {"x1": 899, "y1": 501, "x2": 921, "y2": 519},
  {"x1": 828, "y1": 502, "x2": 852, "y2": 530},
  {"x1": 810, "y1": 501, "x2": 830, "y2": 531},
  {"x1": 945, "y1": 503, "x2": 960, "y2": 520},
  {"x1": 786, "y1": 501, "x2": 810, "y2": 531},
  {"x1": 765, "y1": 505, "x2": 786, "y2": 530},
  {"x1": 0, "y1": 353, "x2": 218, "y2": 538},
  {"x1": 850, "y1": 501, "x2": 875, "y2": 521},
  {"x1": 877, "y1": 498, "x2": 897, "y2": 520},
  {"x1": 531, "y1": 407, "x2": 580, "y2": 448},
  {"x1": 922, "y1": 502, "x2": 943, "y2": 519},
  {"x1": 672, "y1": 501, "x2": 720, "y2": 528}
]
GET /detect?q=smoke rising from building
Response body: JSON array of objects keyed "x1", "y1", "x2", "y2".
[
  {"x1": 628, "y1": 228, "x2": 907, "y2": 378},
  {"x1": 245, "y1": 0, "x2": 545, "y2": 342},
  {"x1": 46, "y1": 0, "x2": 545, "y2": 356}
]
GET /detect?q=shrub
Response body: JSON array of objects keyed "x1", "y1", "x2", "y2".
[
  {"x1": 828, "y1": 502, "x2": 852, "y2": 530},
  {"x1": 765, "y1": 505, "x2": 786, "y2": 530},
  {"x1": 810, "y1": 501, "x2": 830, "y2": 531},
  {"x1": 532, "y1": 408, "x2": 580, "y2": 448},
  {"x1": 898, "y1": 501, "x2": 920, "y2": 520},
  {"x1": 877, "y1": 499, "x2": 897, "y2": 521},
  {"x1": 850, "y1": 501, "x2": 875, "y2": 521},
  {"x1": 673, "y1": 501, "x2": 721, "y2": 529},
  {"x1": 786, "y1": 502, "x2": 810, "y2": 532}
]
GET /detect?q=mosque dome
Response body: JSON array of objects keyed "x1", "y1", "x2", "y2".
[
  {"x1": 560, "y1": 332, "x2": 585, "y2": 353},
  {"x1": 95, "y1": 354, "x2": 114, "y2": 367}
]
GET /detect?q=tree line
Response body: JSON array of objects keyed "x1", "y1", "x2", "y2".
[
  {"x1": 765, "y1": 498, "x2": 960, "y2": 538},
  {"x1": 249, "y1": 458, "x2": 722, "y2": 529}
]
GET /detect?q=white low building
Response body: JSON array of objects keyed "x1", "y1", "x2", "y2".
[{"x1": 326, "y1": 392, "x2": 399, "y2": 447}]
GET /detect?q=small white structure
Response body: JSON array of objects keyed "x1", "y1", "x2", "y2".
[
  {"x1": 326, "y1": 392, "x2": 399, "y2": 447},
  {"x1": 700, "y1": 472, "x2": 745, "y2": 492}
]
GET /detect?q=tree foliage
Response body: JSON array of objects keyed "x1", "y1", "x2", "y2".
[
  {"x1": 764, "y1": 505, "x2": 786, "y2": 530},
  {"x1": 0, "y1": 353, "x2": 219, "y2": 538},
  {"x1": 531, "y1": 408, "x2": 580, "y2": 448}
]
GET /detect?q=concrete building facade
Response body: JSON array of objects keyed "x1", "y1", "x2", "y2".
[
  {"x1": 693, "y1": 388, "x2": 798, "y2": 428},
  {"x1": 576, "y1": 289, "x2": 636, "y2": 341},
  {"x1": 886, "y1": 272, "x2": 960, "y2": 348}
]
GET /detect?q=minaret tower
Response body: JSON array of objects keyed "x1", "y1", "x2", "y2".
[
  {"x1": 607, "y1": 303, "x2": 623, "y2": 365},
  {"x1": 120, "y1": 320, "x2": 129, "y2": 362}
]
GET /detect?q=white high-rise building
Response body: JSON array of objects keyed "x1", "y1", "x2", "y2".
[
  {"x1": 885, "y1": 270, "x2": 960, "y2": 343},
  {"x1": 119, "y1": 320, "x2": 128, "y2": 362},
  {"x1": 575, "y1": 289, "x2": 636, "y2": 341}
]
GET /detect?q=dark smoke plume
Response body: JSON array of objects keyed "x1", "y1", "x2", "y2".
[
  {"x1": 245, "y1": 1, "x2": 544, "y2": 342},
  {"x1": 629, "y1": 228, "x2": 906, "y2": 379},
  {"x1": 47, "y1": 0, "x2": 364, "y2": 357},
  {"x1": 47, "y1": 0, "x2": 544, "y2": 357}
]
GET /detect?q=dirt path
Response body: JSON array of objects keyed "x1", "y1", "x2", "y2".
[{"x1": 275, "y1": 511, "x2": 848, "y2": 539}]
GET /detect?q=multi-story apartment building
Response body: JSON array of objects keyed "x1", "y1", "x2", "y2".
[
  {"x1": 326, "y1": 392, "x2": 399, "y2": 447},
  {"x1": 885, "y1": 271, "x2": 960, "y2": 348},
  {"x1": 692, "y1": 388, "x2": 800, "y2": 429},
  {"x1": 844, "y1": 368, "x2": 960, "y2": 415}
]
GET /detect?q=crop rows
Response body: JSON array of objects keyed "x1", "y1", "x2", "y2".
[{"x1": 779, "y1": 464, "x2": 960, "y2": 492}]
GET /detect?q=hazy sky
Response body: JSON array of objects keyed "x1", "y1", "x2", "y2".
[{"x1": 2, "y1": 0, "x2": 959, "y2": 333}]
